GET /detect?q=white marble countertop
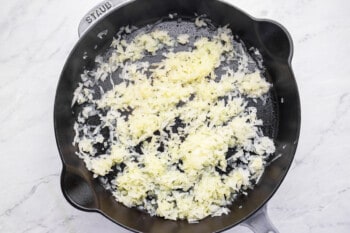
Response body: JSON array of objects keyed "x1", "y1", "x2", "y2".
[{"x1": 1, "y1": 0, "x2": 349, "y2": 232}]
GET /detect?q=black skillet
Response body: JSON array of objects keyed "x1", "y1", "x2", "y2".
[{"x1": 54, "y1": 0, "x2": 301, "y2": 232}]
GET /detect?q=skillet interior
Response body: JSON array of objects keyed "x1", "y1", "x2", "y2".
[{"x1": 54, "y1": 0, "x2": 300, "y2": 232}]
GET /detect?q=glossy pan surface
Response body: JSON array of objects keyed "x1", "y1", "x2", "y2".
[{"x1": 54, "y1": 0, "x2": 300, "y2": 232}]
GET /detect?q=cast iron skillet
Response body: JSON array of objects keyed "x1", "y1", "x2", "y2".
[{"x1": 54, "y1": 0, "x2": 301, "y2": 232}]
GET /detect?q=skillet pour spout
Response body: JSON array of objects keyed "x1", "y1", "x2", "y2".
[
  {"x1": 54, "y1": 0, "x2": 300, "y2": 232},
  {"x1": 254, "y1": 19, "x2": 294, "y2": 62}
]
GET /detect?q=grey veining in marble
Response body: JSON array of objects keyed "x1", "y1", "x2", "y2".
[{"x1": 0, "y1": 0, "x2": 349, "y2": 232}]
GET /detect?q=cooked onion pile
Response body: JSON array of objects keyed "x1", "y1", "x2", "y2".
[{"x1": 72, "y1": 17, "x2": 275, "y2": 222}]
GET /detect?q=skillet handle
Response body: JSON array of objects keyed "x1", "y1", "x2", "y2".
[
  {"x1": 78, "y1": 0, "x2": 127, "y2": 37},
  {"x1": 241, "y1": 205, "x2": 280, "y2": 233}
]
